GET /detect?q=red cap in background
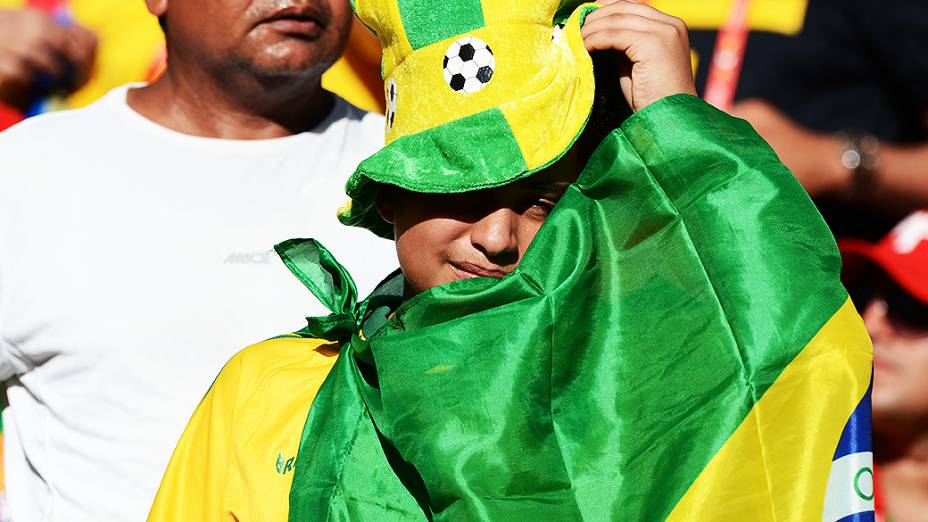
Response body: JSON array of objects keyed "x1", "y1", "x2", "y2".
[
  {"x1": 840, "y1": 211, "x2": 928, "y2": 305},
  {"x1": 0, "y1": 102, "x2": 24, "y2": 132}
]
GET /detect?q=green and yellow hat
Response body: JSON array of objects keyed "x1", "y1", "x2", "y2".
[{"x1": 338, "y1": 0, "x2": 600, "y2": 238}]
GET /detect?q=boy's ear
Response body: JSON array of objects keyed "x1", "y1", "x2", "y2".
[
  {"x1": 375, "y1": 186, "x2": 395, "y2": 224},
  {"x1": 145, "y1": 0, "x2": 167, "y2": 18}
]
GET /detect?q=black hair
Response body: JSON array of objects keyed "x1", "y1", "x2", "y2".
[{"x1": 575, "y1": 51, "x2": 634, "y2": 164}]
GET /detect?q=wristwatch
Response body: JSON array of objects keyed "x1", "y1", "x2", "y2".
[{"x1": 836, "y1": 131, "x2": 880, "y2": 199}]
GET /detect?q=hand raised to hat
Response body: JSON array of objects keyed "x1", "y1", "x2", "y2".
[{"x1": 582, "y1": 0, "x2": 696, "y2": 112}]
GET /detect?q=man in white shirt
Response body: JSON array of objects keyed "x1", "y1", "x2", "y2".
[{"x1": 0, "y1": 0, "x2": 395, "y2": 520}]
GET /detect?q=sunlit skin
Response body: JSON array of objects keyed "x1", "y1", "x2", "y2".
[
  {"x1": 855, "y1": 274, "x2": 928, "y2": 522},
  {"x1": 157, "y1": 0, "x2": 352, "y2": 80},
  {"x1": 868, "y1": 300, "x2": 928, "y2": 425},
  {"x1": 377, "y1": 150, "x2": 581, "y2": 297},
  {"x1": 132, "y1": 0, "x2": 353, "y2": 138}
]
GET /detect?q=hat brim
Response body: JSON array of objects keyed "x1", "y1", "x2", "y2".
[
  {"x1": 338, "y1": 4, "x2": 600, "y2": 238},
  {"x1": 839, "y1": 239, "x2": 928, "y2": 305}
]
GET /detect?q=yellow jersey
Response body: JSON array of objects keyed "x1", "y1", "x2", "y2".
[{"x1": 147, "y1": 336, "x2": 339, "y2": 522}]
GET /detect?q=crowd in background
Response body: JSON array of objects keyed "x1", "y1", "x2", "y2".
[{"x1": 0, "y1": 0, "x2": 926, "y2": 521}]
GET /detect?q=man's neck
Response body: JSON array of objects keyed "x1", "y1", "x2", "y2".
[{"x1": 126, "y1": 62, "x2": 334, "y2": 140}]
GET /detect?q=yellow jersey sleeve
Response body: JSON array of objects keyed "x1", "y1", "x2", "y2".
[{"x1": 148, "y1": 336, "x2": 340, "y2": 522}]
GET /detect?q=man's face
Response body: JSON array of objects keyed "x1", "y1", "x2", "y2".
[
  {"x1": 163, "y1": 0, "x2": 353, "y2": 79},
  {"x1": 854, "y1": 275, "x2": 928, "y2": 424},
  {"x1": 382, "y1": 154, "x2": 580, "y2": 297}
]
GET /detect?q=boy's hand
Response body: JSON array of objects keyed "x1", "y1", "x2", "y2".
[{"x1": 582, "y1": 0, "x2": 696, "y2": 112}]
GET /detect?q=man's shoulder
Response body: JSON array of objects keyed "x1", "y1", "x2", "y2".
[
  {"x1": 341, "y1": 99, "x2": 386, "y2": 126},
  {"x1": 0, "y1": 110, "x2": 92, "y2": 190},
  {"x1": 0, "y1": 107, "x2": 96, "y2": 144},
  {"x1": 0, "y1": 96, "x2": 128, "y2": 194},
  {"x1": 331, "y1": 96, "x2": 385, "y2": 139},
  {"x1": 0, "y1": 89, "x2": 122, "y2": 149}
]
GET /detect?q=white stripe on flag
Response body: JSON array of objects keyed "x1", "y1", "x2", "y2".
[{"x1": 822, "y1": 451, "x2": 875, "y2": 522}]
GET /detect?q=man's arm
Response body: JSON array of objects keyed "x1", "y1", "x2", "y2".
[
  {"x1": 871, "y1": 137, "x2": 928, "y2": 211},
  {"x1": 731, "y1": 100, "x2": 928, "y2": 214},
  {"x1": 0, "y1": 157, "x2": 25, "y2": 382}
]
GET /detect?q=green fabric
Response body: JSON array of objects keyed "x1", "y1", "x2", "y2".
[
  {"x1": 358, "y1": 271, "x2": 405, "y2": 338},
  {"x1": 341, "y1": 1, "x2": 599, "y2": 238},
  {"x1": 287, "y1": 95, "x2": 848, "y2": 520},
  {"x1": 554, "y1": 0, "x2": 590, "y2": 24},
  {"x1": 339, "y1": 108, "x2": 527, "y2": 238},
  {"x1": 398, "y1": 0, "x2": 485, "y2": 50},
  {"x1": 276, "y1": 239, "x2": 360, "y2": 342},
  {"x1": 275, "y1": 239, "x2": 407, "y2": 344}
]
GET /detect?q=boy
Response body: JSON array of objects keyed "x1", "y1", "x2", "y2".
[{"x1": 150, "y1": 1, "x2": 873, "y2": 520}]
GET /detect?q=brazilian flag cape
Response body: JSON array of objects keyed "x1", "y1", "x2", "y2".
[{"x1": 279, "y1": 95, "x2": 873, "y2": 520}]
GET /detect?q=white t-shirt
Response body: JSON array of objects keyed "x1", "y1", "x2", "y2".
[{"x1": 0, "y1": 85, "x2": 397, "y2": 521}]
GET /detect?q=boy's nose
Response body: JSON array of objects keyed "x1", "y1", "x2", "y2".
[{"x1": 469, "y1": 208, "x2": 520, "y2": 263}]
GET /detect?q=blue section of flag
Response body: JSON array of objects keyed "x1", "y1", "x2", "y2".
[
  {"x1": 836, "y1": 511, "x2": 875, "y2": 522},
  {"x1": 834, "y1": 382, "x2": 873, "y2": 460}
]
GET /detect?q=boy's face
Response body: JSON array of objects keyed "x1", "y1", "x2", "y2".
[{"x1": 381, "y1": 152, "x2": 580, "y2": 297}]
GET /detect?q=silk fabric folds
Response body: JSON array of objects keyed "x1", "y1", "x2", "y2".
[{"x1": 282, "y1": 95, "x2": 872, "y2": 520}]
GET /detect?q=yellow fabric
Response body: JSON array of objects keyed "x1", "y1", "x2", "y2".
[
  {"x1": 336, "y1": 0, "x2": 809, "y2": 117},
  {"x1": 353, "y1": 0, "x2": 413, "y2": 82},
  {"x1": 355, "y1": 0, "x2": 596, "y2": 160},
  {"x1": 649, "y1": 0, "x2": 809, "y2": 36},
  {"x1": 480, "y1": 0, "x2": 539, "y2": 25},
  {"x1": 66, "y1": 0, "x2": 164, "y2": 108},
  {"x1": 147, "y1": 336, "x2": 339, "y2": 522},
  {"x1": 666, "y1": 298, "x2": 873, "y2": 521},
  {"x1": 500, "y1": 6, "x2": 596, "y2": 170},
  {"x1": 323, "y1": 55, "x2": 384, "y2": 114},
  {"x1": 386, "y1": 24, "x2": 541, "y2": 143},
  {"x1": 321, "y1": 18, "x2": 387, "y2": 114},
  {"x1": 338, "y1": 0, "x2": 598, "y2": 238},
  {"x1": 0, "y1": 434, "x2": 4, "y2": 493}
]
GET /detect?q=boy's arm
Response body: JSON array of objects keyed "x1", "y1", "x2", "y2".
[{"x1": 147, "y1": 355, "x2": 244, "y2": 522}]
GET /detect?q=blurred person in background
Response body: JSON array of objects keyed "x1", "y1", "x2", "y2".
[
  {"x1": 842, "y1": 210, "x2": 928, "y2": 522},
  {"x1": 0, "y1": 0, "x2": 395, "y2": 520},
  {"x1": 0, "y1": 1, "x2": 383, "y2": 128},
  {"x1": 0, "y1": 0, "x2": 164, "y2": 131},
  {"x1": 0, "y1": 4, "x2": 384, "y2": 522},
  {"x1": 0, "y1": 3, "x2": 161, "y2": 519},
  {"x1": 650, "y1": 0, "x2": 928, "y2": 241}
]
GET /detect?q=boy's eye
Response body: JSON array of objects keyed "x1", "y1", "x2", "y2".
[
  {"x1": 523, "y1": 197, "x2": 560, "y2": 219},
  {"x1": 537, "y1": 198, "x2": 558, "y2": 210}
]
